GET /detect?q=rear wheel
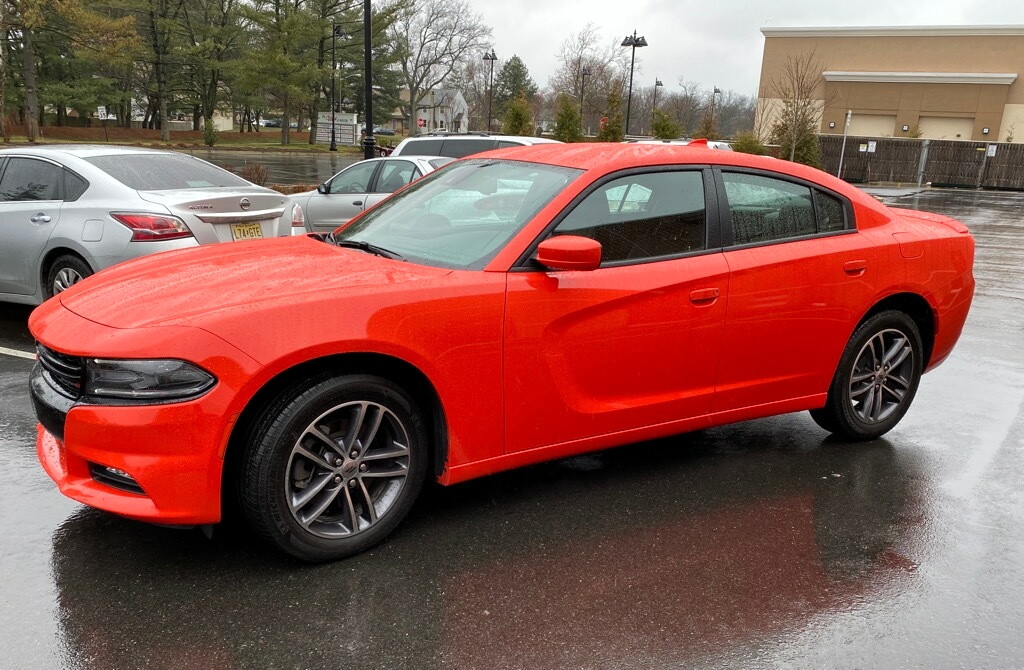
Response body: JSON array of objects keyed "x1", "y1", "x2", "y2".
[
  {"x1": 810, "y1": 310, "x2": 923, "y2": 440},
  {"x1": 239, "y1": 374, "x2": 428, "y2": 561},
  {"x1": 45, "y1": 254, "x2": 92, "y2": 299}
]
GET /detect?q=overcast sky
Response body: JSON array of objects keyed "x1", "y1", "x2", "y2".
[{"x1": 470, "y1": 0, "x2": 1024, "y2": 95}]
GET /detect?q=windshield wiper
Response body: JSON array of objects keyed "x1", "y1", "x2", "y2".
[{"x1": 333, "y1": 238, "x2": 405, "y2": 261}]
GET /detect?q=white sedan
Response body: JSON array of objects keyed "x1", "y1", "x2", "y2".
[{"x1": 291, "y1": 156, "x2": 454, "y2": 233}]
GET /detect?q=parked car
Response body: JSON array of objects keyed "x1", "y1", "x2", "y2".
[
  {"x1": 0, "y1": 146, "x2": 303, "y2": 305},
  {"x1": 627, "y1": 138, "x2": 734, "y2": 150},
  {"x1": 289, "y1": 155, "x2": 454, "y2": 232},
  {"x1": 372, "y1": 126, "x2": 397, "y2": 136},
  {"x1": 30, "y1": 143, "x2": 974, "y2": 561},
  {"x1": 390, "y1": 132, "x2": 560, "y2": 159}
]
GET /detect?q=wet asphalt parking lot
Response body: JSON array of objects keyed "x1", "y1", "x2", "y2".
[{"x1": 0, "y1": 188, "x2": 1022, "y2": 669}]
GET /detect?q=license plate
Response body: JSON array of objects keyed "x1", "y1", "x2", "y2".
[{"x1": 230, "y1": 222, "x2": 263, "y2": 241}]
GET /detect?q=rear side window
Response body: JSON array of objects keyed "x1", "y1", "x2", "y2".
[
  {"x1": 375, "y1": 160, "x2": 419, "y2": 194},
  {"x1": 722, "y1": 172, "x2": 814, "y2": 244},
  {"x1": 64, "y1": 170, "x2": 89, "y2": 201},
  {"x1": 554, "y1": 170, "x2": 707, "y2": 264},
  {"x1": 84, "y1": 153, "x2": 249, "y2": 191},
  {"x1": 815, "y1": 191, "x2": 847, "y2": 232},
  {"x1": 0, "y1": 158, "x2": 63, "y2": 201},
  {"x1": 397, "y1": 139, "x2": 443, "y2": 157},
  {"x1": 428, "y1": 158, "x2": 454, "y2": 169},
  {"x1": 440, "y1": 139, "x2": 498, "y2": 158}
]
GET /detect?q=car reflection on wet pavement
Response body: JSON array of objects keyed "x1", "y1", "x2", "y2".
[{"x1": 1, "y1": 188, "x2": 1022, "y2": 669}]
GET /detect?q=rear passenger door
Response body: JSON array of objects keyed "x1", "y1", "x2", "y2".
[
  {"x1": 713, "y1": 168, "x2": 878, "y2": 413},
  {"x1": 0, "y1": 157, "x2": 64, "y2": 295}
]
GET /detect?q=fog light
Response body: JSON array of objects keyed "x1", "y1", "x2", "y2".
[{"x1": 88, "y1": 462, "x2": 145, "y2": 495}]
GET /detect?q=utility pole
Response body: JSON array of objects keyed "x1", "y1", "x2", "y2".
[
  {"x1": 484, "y1": 49, "x2": 497, "y2": 132},
  {"x1": 330, "y1": 23, "x2": 342, "y2": 151}
]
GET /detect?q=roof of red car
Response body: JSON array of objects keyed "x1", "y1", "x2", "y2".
[{"x1": 478, "y1": 142, "x2": 884, "y2": 215}]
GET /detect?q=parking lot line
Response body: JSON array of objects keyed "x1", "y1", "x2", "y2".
[{"x1": 0, "y1": 346, "x2": 35, "y2": 360}]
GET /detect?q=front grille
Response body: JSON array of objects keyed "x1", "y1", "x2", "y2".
[{"x1": 36, "y1": 344, "x2": 84, "y2": 399}]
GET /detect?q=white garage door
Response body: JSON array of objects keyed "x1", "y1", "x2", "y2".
[
  {"x1": 849, "y1": 114, "x2": 897, "y2": 137},
  {"x1": 917, "y1": 116, "x2": 975, "y2": 140}
]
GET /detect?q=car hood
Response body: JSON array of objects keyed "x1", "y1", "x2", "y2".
[{"x1": 58, "y1": 236, "x2": 452, "y2": 329}]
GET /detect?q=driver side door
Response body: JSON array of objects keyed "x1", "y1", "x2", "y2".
[
  {"x1": 305, "y1": 160, "x2": 380, "y2": 232},
  {"x1": 503, "y1": 168, "x2": 729, "y2": 453}
]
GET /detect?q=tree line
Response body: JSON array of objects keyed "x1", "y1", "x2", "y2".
[{"x1": 0, "y1": 3, "x2": 755, "y2": 145}]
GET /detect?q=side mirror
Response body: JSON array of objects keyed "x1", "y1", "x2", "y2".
[
  {"x1": 535, "y1": 235, "x2": 602, "y2": 272},
  {"x1": 317, "y1": 183, "x2": 329, "y2": 194}
]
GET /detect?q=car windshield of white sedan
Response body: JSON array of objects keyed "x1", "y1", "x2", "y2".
[{"x1": 335, "y1": 160, "x2": 582, "y2": 269}]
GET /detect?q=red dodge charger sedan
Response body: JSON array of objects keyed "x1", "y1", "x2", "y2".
[{"x1": 29, "y1": 144, "x2": 974, "y2": 561}]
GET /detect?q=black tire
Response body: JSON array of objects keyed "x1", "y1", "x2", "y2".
[
  {"x1": 45, "y1": 254, "x2": 93, "y2": 299},
  {"x1": 810, "y1": 310, "x2": 923, "y2": 441},
  {"x1": 239, "y1": 374, "x2": 428, "y2": 562}
]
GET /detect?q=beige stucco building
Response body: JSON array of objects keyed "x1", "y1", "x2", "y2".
[{"x1": 757, "y1": 25, "x2": 1024, "y2": 143}]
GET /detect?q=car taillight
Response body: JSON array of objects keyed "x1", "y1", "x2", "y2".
[
  {"x1": 111, "y1": 213, "x2": 193, "y2": 241},
  {"x1": 291, "y1": 203, "x2": 306, "y2": 235}
]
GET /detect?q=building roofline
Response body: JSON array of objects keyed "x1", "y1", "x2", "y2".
[
  {"x1": 761, "y1": 25, "x2": 1024, "y2": 38},
  {"x1": 822, "y1": 71, "x2": 1018, "y2": 85}
]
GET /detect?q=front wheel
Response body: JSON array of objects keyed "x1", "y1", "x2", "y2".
[
  {"x1": 810, "y1": 310, "x2": 923, "y2": 441},
  {"x1": 239, "y1": 374, "x2": 428, "y2": 561}
]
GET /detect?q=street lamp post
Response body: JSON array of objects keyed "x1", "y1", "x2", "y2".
[
  {"x1": 651, "y1": 78, "x2": 663, "y2": 131},
  {"x1": 330, "y1": 23, "x2": 343, "y2": 152},
  {"x1": 579, "y1": 66, "x2": 591, "y2": 109},
  {"x1": 362, "y1": 0, "x2": 375, "y2": 160},
  {"x1": 620, "y1": 30, "x2": 648, "y2": 137},
  {"x1": 483, "y1": 49, "x2": 497, "y2": 132},
  {"x1": 709, "y1": 85, "x2": 722, "y2": 133}
]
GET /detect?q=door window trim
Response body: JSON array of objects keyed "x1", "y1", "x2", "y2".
[
  {"x1": 713, "y1": 166, "x2": 856, "y2": 250},
  {"x1": 512, "y1": 164, "x2": 721, "y2": 271}
]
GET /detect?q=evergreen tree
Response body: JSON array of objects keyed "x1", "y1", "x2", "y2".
[
  {"x1": 771, "y1": 117, "x2": 822, "y2": 167},
  {"x1": 596, "y1": 88, "x2": 623, "y2": 142},
  {"x1": 694, "y1": 112, "x2": 720, "y2": 140},
  {"x1": 651, "y1": 109, "x2": 680, "y2": 140},
  {"x1": 552, "y1": 94, "x2": 582, "y2": 142},
  {"x1": 730, "y1": 131, "x2": 769, "y2": 155},
  {"x1": 502, "y1": 92, "x2": 533, "y2": 135},
  {"x1": 493, "y1": 54, "x2": 538, "y2": 118}
]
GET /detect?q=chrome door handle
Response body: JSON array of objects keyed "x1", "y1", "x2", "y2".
[
  {"x1": 352, "y1": 201, "x2": 363, "y2": 207},
  {"x1": 30, "y1": 213, "x2": 51, "y2": 224}
]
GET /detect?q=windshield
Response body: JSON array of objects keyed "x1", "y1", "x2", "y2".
[
  {"x1": 334, "y1": 159, "x2": 582, "y2": 269},
  {"x1": 85, "y1": 153, "x2": 251, "y2": 190}
]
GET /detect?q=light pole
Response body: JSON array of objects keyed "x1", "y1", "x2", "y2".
[
  {"x1": 620, "y1": 30, "x2": 648, "y2": 137},
  {"x1": 362, "y1": 0, "x2": 374, "y2": 159},
  {"x1": 651, "y1": 78, "x2": 663, "y2": 131},
  {"x1": 709, "y1": 85, "x2": 722, "y2": 134},
  {"x1": 330, "y1": 23, "x2": 344, "y2": 152},
  {"x1": 578, "y1": 66, "x2": 591, "y2": 109},
  {"x1": 483, "y1": 49, "x2": 497, "y2": 132}
]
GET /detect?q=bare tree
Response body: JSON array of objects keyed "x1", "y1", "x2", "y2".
[
  {"x1": 548, "y1": 23, "x2": 627, "y2": 135},
  {"x1": 389, "y1": 0, "x2": 491, "y2": 136},
  {"x1": 767, "y1": 48, "x2": 831, "y2": 162}
]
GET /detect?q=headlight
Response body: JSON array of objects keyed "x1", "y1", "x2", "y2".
[{"x1": 84, "y1": 359, "x2": 216, "y2": 402}]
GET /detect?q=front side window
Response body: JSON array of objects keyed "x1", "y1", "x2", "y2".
[
  {"x1": 0, "y1": 158, "x2": 62, "y2": 201},
  {"x1": 336, "y1": 159, "x2": 581, "y2": 269},
  {"x1": 552, "y1": 170, "x2": 707, "y2": 264},
  {"x1": 722, "y1": 172, "x2": 815, "y2": 245},
  {"x1": 329, "y1": 161, "x2": 377, "y2": 194},
  {"x1": 375, "y1": 161, "x2": 419, "y2": 194}
]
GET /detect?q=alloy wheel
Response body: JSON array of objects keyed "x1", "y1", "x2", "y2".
[
  {"x1": 284, "y1": 401, "x2": 411, "y2": 538},
  {"x1": 52, "y1": 268, "x2": 83, "y2": 294},
  {"x1": 848, "y1": 328, "x2": 915, "y2": 424}
]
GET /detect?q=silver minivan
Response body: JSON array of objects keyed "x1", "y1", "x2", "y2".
[{"x1": 0, "y1": 145, "x2": 303, "y2": 305}]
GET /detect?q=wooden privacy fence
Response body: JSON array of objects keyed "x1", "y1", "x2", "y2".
[{"x1": 820, "y1": 135, "x2": 1024, "y2": 190}]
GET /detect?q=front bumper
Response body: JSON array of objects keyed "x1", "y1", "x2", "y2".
[{"x1": 29, "y1": 302, "x2": 261, "y2": 525}]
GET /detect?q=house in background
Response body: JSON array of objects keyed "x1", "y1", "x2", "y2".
[{"x1": 388, "y1": 88, "x2": 469, "y2": 134}]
